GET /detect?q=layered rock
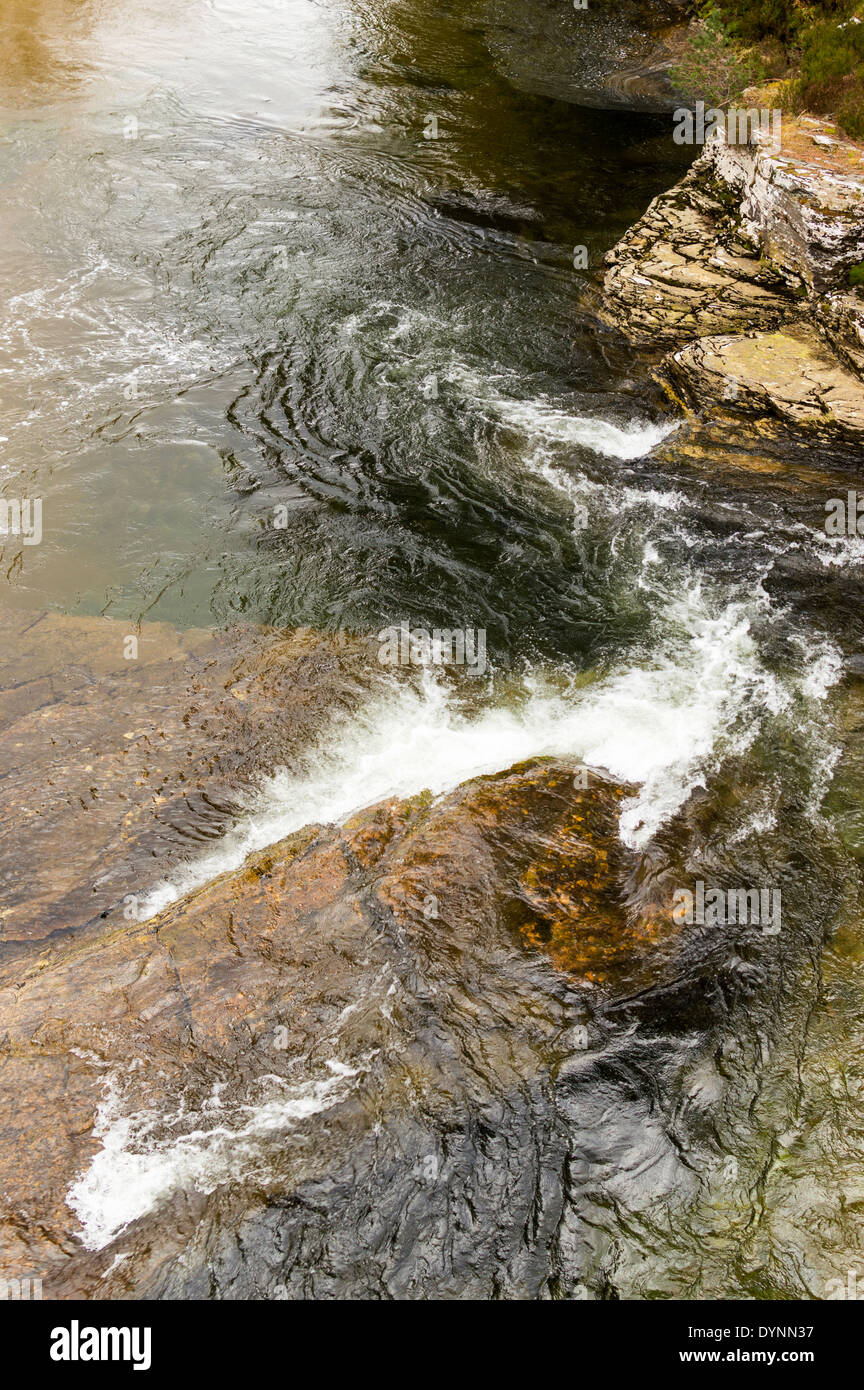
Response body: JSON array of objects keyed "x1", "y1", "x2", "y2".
[
  {"x1": 660, "y1": 324, "x2": 864, "y2": 448},
  {"x1": 712, "y1": 126, "x2": 864, "y2": 295},
  {"x1": 815, "y1": 290, "x2": 864, "y2": 377},
  {"x1": 598, "y1": 114, "x2": 864, "y2": 450},
  {"x1": 601, "y1": 153, "x2": 792, "y2": 348}
]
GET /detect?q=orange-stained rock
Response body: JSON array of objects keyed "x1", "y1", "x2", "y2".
[{"x1": 0, "y1": 752, "x2": 686, "y2": 1299}]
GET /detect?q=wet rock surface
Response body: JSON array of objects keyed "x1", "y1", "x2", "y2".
[
  {"x1": 598, "y1": 119, "x2": 864, "y2": 453},
  {"x1": 0, "y1": 755, "x2": 653, "y2": 1297},
  {"x1": 0, "y1": 611, "x2": 386, "y2": 942},
  {"x1": 0, "y1": 695, "x2": 854, "y2": 1300},
  {"x1": 601, "y1": 152, "x2": 793, "y2": 349},
  {"x1": 658, "y1": 324, "x2": 864, "y2": 449}
]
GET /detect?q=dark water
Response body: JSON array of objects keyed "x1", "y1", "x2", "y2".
[{"x1": 3, "y1": 0, "x2": 864, "y2": 1298}]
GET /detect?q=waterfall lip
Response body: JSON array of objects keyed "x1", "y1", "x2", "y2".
[{"x1": 136, "y1": 572, "x2": 840, "y2": 922}]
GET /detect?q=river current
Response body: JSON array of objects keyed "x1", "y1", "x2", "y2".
[{"x1": 3, "y1": 0, "x2": 864, "y2": 1299}]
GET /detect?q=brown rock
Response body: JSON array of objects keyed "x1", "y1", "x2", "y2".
[
  {"x1": 0, "y1": 611, "x2": 387, "y2": 942},
  {"x1": 0, "y1": 757, "x2": 685, "y2": 1298},
  {"x1": 599, "y1": 116, "x2": 864, "y2": 348},
  {"x1": 656, "y1": 323, "x2": 864, "y2": 447},
  {"x1": 599, "y1": 147, "x2": 793, "y2": 350}
]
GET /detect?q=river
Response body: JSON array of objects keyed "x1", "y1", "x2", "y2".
[{"x1": 3, "y1": 0, "x2": 864, "y2": 1300}]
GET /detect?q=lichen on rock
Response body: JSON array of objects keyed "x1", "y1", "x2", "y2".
[
  {"x1": 658, "y1": 323, "x2": 864, "y2": 447},
  {"x1": 597, "y1": 115, "x2": 864, "y2": 452}
]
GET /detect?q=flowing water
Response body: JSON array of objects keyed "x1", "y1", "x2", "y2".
[{"x1": 4, "y1": 0, "x2": 864, "y2": 1298}]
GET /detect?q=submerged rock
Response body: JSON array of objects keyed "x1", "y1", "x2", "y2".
[
  {"x1": 480, "y1": 0, "x2": 691, "y2": 113},
  {"x1": 2, "y1": 721, "x2": 849, "y2": 1302},
  {"x1": 0, "y1": 751, "x2": 699, "y2": 1298},
  {"x1": 0, "y1": 611, "x2": 386, "y2": 943}
]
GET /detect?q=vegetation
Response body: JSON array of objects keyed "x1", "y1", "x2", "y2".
[
  {"x1": 794, "y1": 12, "x2": 864, "y2": 137},
  {"x1": 671, "y1": 7, "x2": 765, "y2": 106},
  {"x1": 672, "y1": 2, "x2": 864, "y2": 140}
]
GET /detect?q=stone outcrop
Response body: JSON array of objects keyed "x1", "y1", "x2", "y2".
[
  {"x1": 660, "y1": 324, "x2": 864, "y2": 447},
  {"x1": 713, "y1": 127, "x2": 864, "y2": 295},
  {"x1": 598, "y1": 114, "x2": 864, "y2": 451},
  {"x1": 815, "y1": 290, "x2": 864, "y2": 377},
  {"x1": 0, "y1": 754, "x2": 689, "y2": 1298},
  {"x1": 601, "y1": 153, "x2": 792, "y2": 348}
]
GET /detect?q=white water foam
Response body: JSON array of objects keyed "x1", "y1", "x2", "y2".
[
  {"x1": 340, "y1": 311, "x2": 677, "y2": 462},
  {"x1": 76, "y1": 569, "x2": 837, "y2": 1249},
  {"x1": 140, "y1": 580, "x2": 806, "y2": 918},
  {"x1": 811, "y1": 528, "x2": 864, "y2": 570},
  {"x1": 0, "y1": 257, "x2": 230, "y2": 445},
  {"x1": 529, "y1": 448, "x2": 686, "y2": 525},
  {"x1": 67, "y1": 1060, "x2": 360, "y2": 1250},
  {"x1": 449, "y1": 364, "x2": 679, "y2": 460},
  {"x1": 483, "y1": 394, "x2": 679, "y2": 460},
  {"x1": 76, "y1": 587, "x2": 804, "y2": 1250}
]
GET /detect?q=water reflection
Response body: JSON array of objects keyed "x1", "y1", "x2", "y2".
[
  {"x1": 1, "y1": 0, "x2": 863, "y2": 1304},
  {"x1": 0, "y1": 0, "x2": 689, "y2": 629}
]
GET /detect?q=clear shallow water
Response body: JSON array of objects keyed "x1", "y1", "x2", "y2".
[{"x1": 3, "y1": 0, "x2": 864, "y2": 1284}]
